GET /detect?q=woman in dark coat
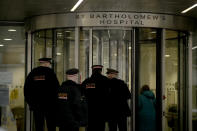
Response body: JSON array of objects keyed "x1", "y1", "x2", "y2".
[{"x1": 138, "y1": 85, "x2": 156, "y2": 131}]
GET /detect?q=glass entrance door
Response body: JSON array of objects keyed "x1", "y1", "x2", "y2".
[
  {"x1": 134, "y1": 28, "x2": 188, "y2": 131},
  {"x1": 164, "y1": 31, "x2": 188, "y2": 131},
  {"x1": 135, "y1": 28, "x2": 157, "y2": 131},
  {"x1": 30, "y1": 27, "x2": 189, "y2": 131}
]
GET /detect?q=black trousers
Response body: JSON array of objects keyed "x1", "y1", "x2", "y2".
[
  {"x1": 33, "y1": 109, "x2": 56, "y2": 131},
  {"x1": 59, "y1": 126, "x2": 79, "y2": 131},
  {"x1": 87, "y1": 118, "x2": 105, "y2": 131},
  {"x1": 108, "y1": 116, "x2": 127, "y2": 131}
]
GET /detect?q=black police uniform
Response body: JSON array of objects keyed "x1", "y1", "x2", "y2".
[
  {"x1": 57, "y1": 80, "x2": 81, "y2": 131},
  {"x1": 108, "y1": 74, "x2": 131, "y2": 131},
  {"x1": 81, "y1": 66, "x2": 110, "y2": 131},
  {"x1": 24, "y1": 58, "x2": 60, "y2": 131},
  {"x1": 56, "y1": 68, "x2": 87, "y2": 131}
]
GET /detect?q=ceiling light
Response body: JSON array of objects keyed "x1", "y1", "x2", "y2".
[
  {"x1": 66, "y1": 37, "x2": 73, "y2": 39},
  {"x1": 181, "y1": 4, "x2": 197, "y2": 13},
  {"x1": 192, "y1": 46, "x2": 197, "y2": 50},
  {"x1": 0, "y1": 44, "x2": 4, "y2": 46},
  {"x1": 8, "y1": 29, "x2": 16, "y2": 32},
  {"x1": 57, "y1": 32, "x2": 62, "y2": 35},
  {"x1": 4, "y1": 38, "x2": 12, "y2": 41},
  {"x1": 70, "y1": 0, "x2": 84, "y2": 12},
  {"x1": 165, "y1": 55, "x2": 170, "y2": 57},
  {"x1": 56, "y1": 53, "x2": 62, "y2": 56},
  {"x1": 150, "y1": 31, "x2": 156, "y2": 34}
]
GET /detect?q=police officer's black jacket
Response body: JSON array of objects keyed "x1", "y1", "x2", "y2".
[
  {"x1": 81, "y1": 72, "x2": 110, "y2": 120},
  {"x1": 108, "y1": 78, "x2": 131, "y2": 118},
  {"x1": 24, "y1": 66, "x2": 60, "y2": 110},
  {"x1": 56, "y1": 80, "x2": 86, "y2": 127}
]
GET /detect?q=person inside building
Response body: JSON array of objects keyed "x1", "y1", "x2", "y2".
[
  {"x1": 24, "y1": 57, "x2": 60, "y2": 131},
  {"x1": 56, "y1": 68, "x2": 85, "y2": 131},
  {"x1": 106, "y1": 68, "x2": 131, "y2": 131},
  {"x1": 138, "y1": 85, "x2": 156, "y2": 131},
  {"x1": 81, "y1": 65, "x2": 110, "y2": 131}
]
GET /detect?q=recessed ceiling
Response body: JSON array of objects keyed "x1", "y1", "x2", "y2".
[{"x1": 0, "y1": 0, "x2": 197, "y2": 21}]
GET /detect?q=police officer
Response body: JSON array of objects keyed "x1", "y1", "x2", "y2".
[
  {"x1": 106, "y1": 68, "x2": 131, "y2": 131},
  {"x1": 82, "y1": 65, "x2": 110, "y2": 131},
  {"x1": 24, "y1": 58, "x2": 60, "y2": 131},
  {"x1": 56, "y1": 68, "x2": 82, "y2": 131}
]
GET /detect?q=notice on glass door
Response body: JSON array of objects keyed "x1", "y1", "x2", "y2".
[
  {"x1": 0, "y1": 72, "x2": 12, "y2": 85},
  {"x1": 0, "y1": 87, "x2": 9, "y2": 106}
]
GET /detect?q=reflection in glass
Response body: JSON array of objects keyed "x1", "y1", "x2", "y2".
[
  {"x1": 165, "y1": 30, "x2": 179, "y2": 131},
  {"x1": 92, "y1": 29, "x2": 131, "y2": 81},
  {"x1": 33, "y1": 30, "x2": 53, "y2": 67},
  {"x1": 56, "y1": 29, "x2": 75, "y2": 83},
  {"x1": 45, "y1": 30, "x2": 52, "y2": 58},
  {"x1": 79, "y1": 29, "x2": 89, "y2": 81},
  {"x1": 164, "y1": 30, "x2": 187, "y2": 131},
  {"x1": 33, "y1": 31, "x2": 46, "y2": 67},
  {"x1": 56, "y1": 29, "x2": 64, "y2": 83}
]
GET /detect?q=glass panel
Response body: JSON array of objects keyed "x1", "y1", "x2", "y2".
[
  {"x1": 92, "y1": 30, "x2": 106, "y2": 66},
  {"x1": 138, "y1": 28, "x2": 156, "y2": 90},
  {"x1": 46, "y1": 30, "x2": 52, "y2": 58},
  {"x1": 164, "y1": 30, "x2": 187, "y2": 131},
  {"x1": 0, "y1": 26, "x2": 25, "y2": 131},
  {"x1": 79, "y1": 29, "x2": 89, "y2": 82},
  {"x1": 92, "y1": 29, "x2": 131, "y2": 81},
  {"x1": 56, "y1": 28, "x2": 75, "y2": 83},
  {"x1": 33, "y1": 31, "x2": 45, "y2": 67},
  {"x1": 33, "y1": 30, "x2": 52, "y2": 67},
  {"x1": 192, "y1": 30, "x2": 197, "y2": 131},
  {"x1": 165, "y1": 30, "x2": 179, "y2": 131},
  {"x1": 136, "y1": 28, "x2": 157, "y2": 131},
  {"x1": 56, "y1": 29, "x2": 64, "y2": 83}
]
